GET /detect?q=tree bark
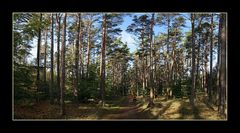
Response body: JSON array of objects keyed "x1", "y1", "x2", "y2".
[
  {"x1": 141, "y1": 28, "x2": 146, "y2": 97},
  {"x1": 149, "y1": 13, "x2": 154, "y2": 106},
  {"x1": 166, "y1": 15, "x2": 171, "y2": 100},
  {"x1": 219, "y1": 13, "x2": 226, "y2": 118},
  {"x1": 216, "y1": 14, "x2": 222, "y2": 108},
  {"x1": 209, "y1": 14, "x2": 214, "y2": 103},
  {"x1": 86, "y1": 21, "x2": 92, "y2": 78},
  {"x1": 190, "y1": 14, "x2": 196, "y2": 107},
  {"x1": 50, "y1": 14, "x2": 54, "y2": 104},
  {"x1": 60, "y1": 13, "x2": 67, "y2": 116},
  {"x1": 204, "y1": 34, "x2": 209, "y2": 96},
  {"x1": 100, "y1": 14, "x2": 107, "y2": 106},
  {"x1": 56, "y1": 13, "x2": 61, "y2": 104},
  {"x1": 73, "y1": 13, "x2": 81, "y2": 102},
  {"x1": 196, "y1": 33, "x2": 200, "y2": 91},
  {"x1": 79, "y1": 17, "x2": 83, "y2": 80},
  {"x1": 36, "y1": 13, "x2": 42, "y2": 103},
  {"x1": 44, "y1": 28, "x2": 48, "y2": 83}
]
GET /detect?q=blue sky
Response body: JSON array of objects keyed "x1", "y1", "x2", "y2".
[
  {"x1": 120, "y1": 15, "x2": 136, "y2": 53},
  {"x1": 29, "y1": 13, "x2": 191, "y2": 59},
  {"x1": 28, "y1": 13, "x2": 217, "y2": 67},
  {"x1": 120, "y1": 13, "x2": 191, "y2": 53}
]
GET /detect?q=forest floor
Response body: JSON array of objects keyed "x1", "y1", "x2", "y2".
[{"x1": 14, "y1": 95, "x2": 225, "y2": 120}]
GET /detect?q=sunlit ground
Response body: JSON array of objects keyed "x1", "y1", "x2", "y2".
[{"x1": 14, "y1": 95, "x2": 226, "y2": 120}]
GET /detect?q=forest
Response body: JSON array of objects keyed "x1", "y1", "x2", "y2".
[{"x1": 13, "y1": 12, "x2": 227, "y2": 120}]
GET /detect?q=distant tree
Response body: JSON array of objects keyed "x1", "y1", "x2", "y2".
[
  {"x1": 85, "y1": 14, "x2": 98, "y2": 78},
  {"x1": 126, "y1": 14, "x2": 151, "y2": 97}
]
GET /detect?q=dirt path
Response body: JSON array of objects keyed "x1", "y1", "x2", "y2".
[{"x1": 14, "y1": 96, "x2": 225, "y2": 120}]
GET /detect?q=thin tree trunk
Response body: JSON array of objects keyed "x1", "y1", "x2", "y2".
[
  {"x1": 209, "y1": 13, "x2": 214, "y2": 103},
  {"x1": 73, "y1": 13, "x2": 81, "y2": 102},
  {"x1": 86, "y1": 22, "x2": 92, "y2": 78},
  {"x1": 149, "y1": 13, "x2": 154, "y2": 106},
  {"x1": 36, "y1": 13, "x2": 42, "y2": 103},
  {"x1": 60, "y1": 13, "x2": 67, "y2": 116},
  {"x1": 170, "y1": 28, "x2": 177, "y2": 99},
  {"x1": 141, "y1": 28, "x2": 146, "y2": 97},
  {"x1": 202, "y1": 48, "x2": 205, "y2": 92},
  {"x1": 153, "y1": 37, "x2": 157, "y2": 98},
  {"x1": 166, "y1": 15, "x2": 171, "y2": 100},
  {"x1": 190, "y1": 14, "x2": 196, "y2": 107},
  {"x1": 100, "y1": 14, "x2": 107, "y2": 106},
  {"x1": 216, "y1": 14, "x2": 222, "y2": 108},
  {"x1": 196, "y1": 33, "x2": 201, "y2": 91},
  {"x1": 44, "y1": 28, "x2": 48, "y2": 83},
  {"x1": 82, "y1": 39, "x2": 85, "y2": 79},
  {"x1": 135, "y1": 58, "x2": 139, "y2": 97},
  {"x1": 195, "y1": 16, "x2": 204, "y2": 93},
  {"x1": 50, "y1": 14, "x2": 54, "y2": 104},
  {"x1": 79, "y1": 17, "x2": 83, "y2": 80},
  {"x1": 56, "y1": 14, "x2": 61, "y2": 104},
  {"x1": 145, "y1": 52, "x2": 148, "y2": 89},
  {"x1": 204, "y1": 35, "x2": 209, "y2": 96}
]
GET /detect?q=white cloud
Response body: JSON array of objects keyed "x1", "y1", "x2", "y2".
[{"x1": 120, "y1": 31, "x2": 137, "y2": 53}]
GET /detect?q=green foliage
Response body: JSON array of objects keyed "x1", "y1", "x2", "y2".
[
  {"x1": 180, "y1": 77, "x2": 192, "y2": 97},
  {"x1": 14, "y1": 62, "x2": 50, "y2": 103},
  {"x1": 14, "y1": 63, "x2": 35, "y2": 104},
  {"x1": 77, "y1": 79, "x2": 99, "y2": 102},
  {"x1": 172, "y1": 80, "x2": 183, "y2": 98},
  {"x1": 14, "y1": 64, "x2": 33, "y2": 90},
  {"x1": 88, "y1": 64, "x2": 98, "y2": 80}
]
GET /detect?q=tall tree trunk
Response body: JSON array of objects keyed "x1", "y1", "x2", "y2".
[
  {"x1": 204, "y1": 35, "x2": 209, "y2": 96},
  {"x1": 166, "y1": 15, "x2": 171, "y2": 100},
  {"x1": 56, "y1": 14, "x2": 61, "y2": 104},
  {"x1": 135, "y1": 57, "x2": 139, "y2": 97},
  {"x1": 209, "y1": 13, "x2": 214, "y2": 103},
  {"x1": 44, "y1": 28, "x2": 48, "y2": 83},
  {"x1": 36, "y1": 13, "x2": 42, "y2": 103},
  {"x1": 141, "y1": 28, "x2": 146, "y2": 97},
  {"x1": 112, "y1": 61, "x2": 115, "y2": 95},
  {"x1": 216, "y1": 14, "x2": 222, "y2": 108},
  {"x1": 73, "y1": 13, "x2": 81, "y2": 102},
  {"x1": 100, "y1": 14, "x2": 107, "y2": 106},
  {"x1": 190, "y1": 14, "x2": 196, "y2": 107},
  {"x1": 196, "y1": 16, "x2": 203, "y2": 92},
  {"x1": 196, "y1": 33, "x2": 201, "y2": 91},
  {"x1": 81, "y1": 39, "x2": 85, "y2": 79},
  {"x1": 149, "y1": 13, "x2": 154, "y2": 106},
  {"x1": 202, "y1": 47, "x2": 205, "y2": 92},
  {"x1": 86, "y1": 21, "x2": 92, "y2": 78},
  {"x1": 153, "y1": 36, "x2": 157, "y2": 98},
  {"x1": 145, "y1": 52, "x2": 148, "y2": 89},
  {"x1": 72, "y1": 43, "x2": 75, "y2": 96},
  {"x1": 79, "y1": 18, "x2": 83, "y2": 80},
  {"x1": 219, "y1": 13, "x2": 226, "y2": 118},
  {"x1": 50, "y1": 14, "x2": 54, "y2": 104},
  {"x1": 170, "y1": 28, "x2": 177, "y2": 99},
  {"x1": 60, "y1": 13, "x2": 67, "y2": 116}
]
